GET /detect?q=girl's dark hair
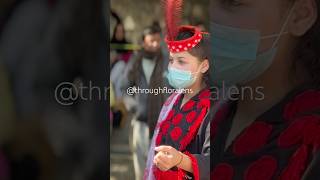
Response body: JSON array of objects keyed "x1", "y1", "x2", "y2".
[
  {"x1": 111, "y1": 22, "x2": 127, "y2": 43},
  {"x1": 175, "y1": 29, "x2": 211, "y2": 61},
  {"x1": 291, "y1": 0, "x2": 320, "y2": 87}
]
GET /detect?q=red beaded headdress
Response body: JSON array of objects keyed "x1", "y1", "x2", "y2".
[{"x1": 163, "y1": 0, "x2": 208, "y2": 53}]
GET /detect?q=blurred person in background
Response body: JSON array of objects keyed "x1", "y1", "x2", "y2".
[
  {"x1": 120, "y1": 24, "x2": 167, "y2": 180},
  {"x1": 111, "y1": 21, "x2": 133, "y2": 65},
  {"x1": 146, "y1": 21, "x2": 170, "y2": 140},
  {"x1": 110, "y1": 16, "x2": 133, "y2": 129}
]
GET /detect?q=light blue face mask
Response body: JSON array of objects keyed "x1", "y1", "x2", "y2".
[
  {"x1": 166, "y1": 67, "x2": 200, "y2": 89},
  {"x1": 210, "y1": 5, "x2": 295, "y2": 87}
]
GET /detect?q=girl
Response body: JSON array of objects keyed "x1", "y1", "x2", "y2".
[
  {"x1": 144, "y1": 25, "x2": 212, "y2": 180},
  {"x1": 144, "y1": 1, "x2": 213, "y2": 178},
  {"x1": 210, "y1": 0, "x2": 320, "y2": 179}
]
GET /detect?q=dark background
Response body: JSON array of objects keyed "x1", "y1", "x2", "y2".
[{"x1": 0, "y1": 0, "x2": 109, "y2": 180}]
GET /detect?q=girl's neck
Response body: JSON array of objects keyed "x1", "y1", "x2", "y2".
[
  {"x1": 182, "y1": 81, "x2": 206, "y2": 103},
  {"x1": 236, "y1": 44, "x2": 307, "y2": 118},
  {"x1": 237, "y1": 70, "x2": 302, "y2": 118}
]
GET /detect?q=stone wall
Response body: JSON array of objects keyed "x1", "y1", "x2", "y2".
[{"x1": 110, "y1": 0, "x2": 209, "y2": 44}]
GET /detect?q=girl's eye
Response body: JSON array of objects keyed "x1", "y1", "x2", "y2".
[
  {"x1": 169, "y1": 58, "x2": 174, "y2": 63},
  {"x1": 178, "y1": 60, "x2": 185, "y2": 65},
  {"x1": 220, "y1": 0, "x2": 243, "y2": 7}
]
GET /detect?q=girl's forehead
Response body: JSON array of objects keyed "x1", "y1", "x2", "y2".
[
  {"x1": 170, "y1": 51, "x2": 200, "y2": 63},
  {"x1": 169, "y1": 51, "x2": 191, "y2": 58}
]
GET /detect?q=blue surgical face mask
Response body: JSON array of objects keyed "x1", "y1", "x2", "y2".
[
  {"x1": 210, "y1": 4, "x2": 295, "y2": 87},
  {"x1": 166, "y1": 67, "x2": 200, "y2": 89}
]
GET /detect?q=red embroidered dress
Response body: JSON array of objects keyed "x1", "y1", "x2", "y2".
[
  {"x1": 153, "y1": 88, "x2": 213, "y2": 180},
  {"x1": 211, "y1": 86, "x2": 320, "y2": 180}
]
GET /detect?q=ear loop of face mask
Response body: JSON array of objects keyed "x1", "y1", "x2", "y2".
[
  {"x1": 260, "y1": 2, "x2": 296, "y2": 49},
  {"x1": 192, "y1": 61, "x2": 206, "y2": 79},
  {"x1": 170, "y1": 57, "x2": 205, "y2": 78}
]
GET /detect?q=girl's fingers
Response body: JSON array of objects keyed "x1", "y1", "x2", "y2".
[
  {"x1": 154, "y1": 156, "x2": 169, "y2": 171},
  {"x1": 155, "y1": 145, "x2": 173, "y2": 153}
]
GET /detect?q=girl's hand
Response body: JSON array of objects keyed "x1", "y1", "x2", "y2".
[{"x1": 153, "y1": 145, "x2": 183, "y2": 171}]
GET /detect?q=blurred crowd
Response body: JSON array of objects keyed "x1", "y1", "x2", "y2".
[
  {"x1": 110, "y1": 10, "x2": 170, "y2": 180},
  {"x1": 0, "y1": 0, "x2": 108, "y2": 180}
]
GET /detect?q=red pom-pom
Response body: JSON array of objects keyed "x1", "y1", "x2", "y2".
[
  {"x1": 279, "y1": 145, "x2": 309, "y2": 180},
  {"x1": 180, "y1": 108, "x2": 207, "y2": 150},
  {"x1": 212, "y1": 163, "x2": 234, "y2": 180},
  {"x1": 161, "y1": 121, "x2": 171, "y2": 135},
  {"x1": 170, "y1": 127, "x2": 182, "y2": 141},
  {"x1": 302, "y1": 117, "x2": 320, "y2": 146},
  {"x1": 278, "y1": 115, "x2": 319, "y2": 148},
  {"x1": 172, "y1": 113, "x2": 184, "y2": 125},
  {"x1": 244, "y1": 156, "x2": 277, "y2": 180},
  {"x1": 182, "y1": 100, "x2": 196, "y2": 112},
  {"x1": 283, "y1": 90, "x2": 320, "y2": 121},
  {"x1": 186, "y1": 111, "x2": 197, "y2": 123},
  {"x1": 199, "y1": 89, "x2": 211, "y2": 99},
  {"x1": 233, "y1": 122, "x2": 273, "y2": 156},
  {"x1": 197, "y1": 99, "x2": 211, "y2": 109}
]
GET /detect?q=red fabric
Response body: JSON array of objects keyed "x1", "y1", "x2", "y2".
[
  {"x1": 172, "y1": 113, "x2": 184, "y2": 125},
  {"x1": 165, "y1": 26, "x2": 204, "y2": 53},
  {"x1": 161, "y1": 121, "x2": 170, "y2": 135},
  {"x1": 197, "y1": 98, "x2": 211, "y2": 109},
  {"x1": 153, "y1": 168, "x2": 183, "y2": 180},
  {"x1": 283, "y1": 90, "x2": 320, "y2": 121},
  {"x1": 184, "y1": 151, "x2": 200, "y2": 180},
  {"x1": 182, "y1": 100, "x2": 196, "y2": 112},
  {"x1": 279, "y1": 145, "x2": 309, "y2": 180},
  {"x1": 156, "y1": 133, "x2": 163, "y2": 145},
  {"x1": 211, "y1": 102, "x2": 232, "y2": 139},
  {"x1": 153, "y1": 89, "x2": 211, "y2": 179},
  {"x1": 166, "y1": 109, "x2": 175, "y2": 121},
  {"x1": 211, "y1": 163, "x2": 234, "y2": 180},
  {"x1": 302, "y1": 117, "x2": 320, "y2": 146},
  {"x1": 180, "y1": 107, "x2": 208, "y2": 150},
  {"x1": 170, "y1": 127, "x2": 183, "y2": 141},
  {"x1": 244, "y1": 156, "x2": 277, "y2": 180},
  {"x1": 199, "y1": 89, "x2": 211, "y2": 99},
  {"x1": 314, "y1": 126, "x2": 320, "y2": 151},
  {"x1": 163, "y1": 0, "x2": 183, "y2": 41},
  {"x1": 186, "y1": 110, "x2": 197, "y2": 123},
  {"x1": 233, "y1": 122, "x2": 273, "y2": 156},
  {"x1": 278, "y1": 115, "x2": 320, "y2": 148}
]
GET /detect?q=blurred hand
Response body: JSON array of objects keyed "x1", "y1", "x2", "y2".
[{"x1": 153, "y1": 145, "x2": 182, "y2": 171}]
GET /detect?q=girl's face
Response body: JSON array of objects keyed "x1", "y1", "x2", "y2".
[
  {"x1": 115, "y1": 24, "x2": 125, "y2": 41},
  {"x1": 211, "y1": 0, "x2": 292, "y2": 53},
  {"x1": 169, "y1": 51, "x2": 209, "y2": 80},
  {"x1": 210, "y1": 0, "x2": 319, "y2": 86}
]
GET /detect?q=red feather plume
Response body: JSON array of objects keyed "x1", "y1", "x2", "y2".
[{"x1": 162, "y1": 0, "x2": 183, "y2": 40}]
